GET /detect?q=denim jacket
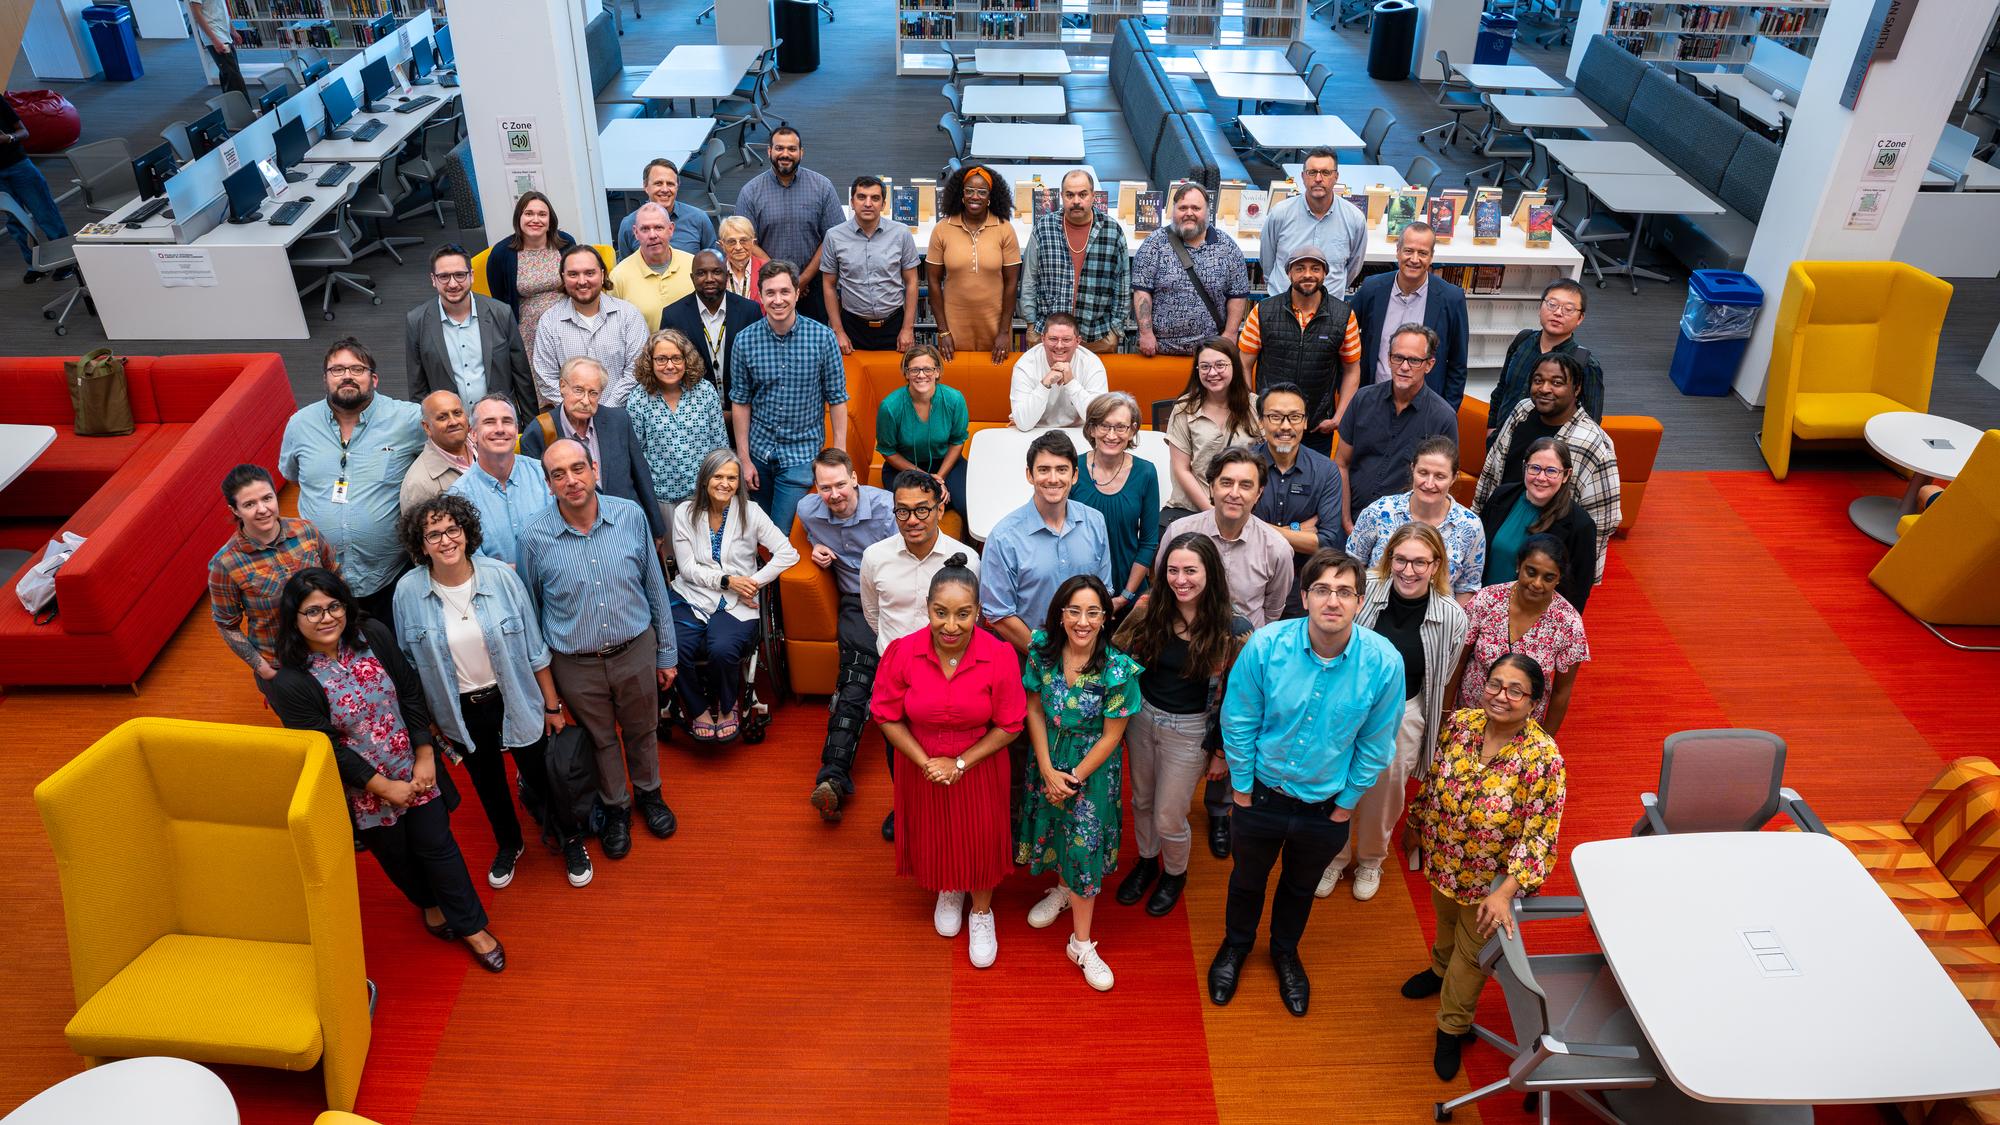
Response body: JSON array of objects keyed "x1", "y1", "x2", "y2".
[{"x1": 393, "y1": 555, "x2": 552, "y2": 750}]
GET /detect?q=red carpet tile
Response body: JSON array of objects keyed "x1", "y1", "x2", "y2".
[{"x1": 0, "y1": 467, "x2": 1983, "y2": 1124}]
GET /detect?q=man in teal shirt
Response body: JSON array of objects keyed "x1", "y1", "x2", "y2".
[{"x1": 1210, "y1": 547, "x2": 1403, "y2": 1017}]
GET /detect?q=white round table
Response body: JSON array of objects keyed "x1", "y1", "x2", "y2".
[
  {"x1": 1851, "y1": 411, "x2": 1986, "y2": 544},
  {"x1": 2, "y1": 1057, "x2": 236, "y2": 1124}
]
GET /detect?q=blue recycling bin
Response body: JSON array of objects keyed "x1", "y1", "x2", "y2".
[
  {"x1": 1473, "y1": 12, "x2": 1516, "y2": 65},
  {"x1": 84, "y1": 5, "x2": 143, "y2": 81},
  {"x1": 1668, "y1": 269, "x2": 1764, "y2": 396}
]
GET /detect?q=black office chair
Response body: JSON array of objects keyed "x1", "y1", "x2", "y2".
[
  {"x1": 1354, "y1": 106, "x2": 1396, "y2": 165},
  {"x1": 1551, "y1": 166, "x2": 1625, "y2": 288},
  {"x1": 1714, "y1": 88, "x2": 1743, "y2": 124},
  {"x1": 1674, "y1": 66, "x2": 1712, "y2": 101},
  {"x1": 1404, "y1": 154, "x2": 1444, "y2": 198},
  {"x1": 939, "y1": 111, "x2": 969, "y2": 160},
  {"x1": 1420, "y1": 51, "x2": 1486, "y2": 151}
]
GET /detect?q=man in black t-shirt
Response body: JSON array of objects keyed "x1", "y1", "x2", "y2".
[{"x1": 0, "y1": 100, "x2": 71, "y2": 281}]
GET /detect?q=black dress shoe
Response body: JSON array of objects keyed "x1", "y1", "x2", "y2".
[
  {"x1": 422, "y1": 915, "x2": 456, "y2": 942},
  {"x1": 636, "y1": 787, "x2": 676, "y2": 838},
  {"x1": 1271, "y1": 951, "x2": 1310, "y2": 1017},
  {"x1": 469, "y1": 935, "x2": 506, "y2": 974},
  {"x1": 1402, "y1": 967, "x2": 1445, "y2": 999},
  {"x1": 1145, "y1": 870, "x2": 1188, "y2": 916},
  {"x1": 1207, "y1": 813, "x2": 1232, "y2": 859},
  {"x1": 1115, "y1": 856, "x2": 1161, "y2": 905},
  {"x1": 1208, "y1": 944, "x2": 1248, "y2": 1006},
  {"x1": 1434, "y1": 1029, "x2": 1468, "y2": 1080},
  {"x1": 601, "y1": 805, "x2": 633, "y2": 860},
  {"x1": 881, "y1": 810, "x2": 895, "y2": 842}
]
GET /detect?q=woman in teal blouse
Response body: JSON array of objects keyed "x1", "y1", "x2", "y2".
[
  {"x1": 1070, "y1": 391, "x2": 1160, "y2": 617},
  {"x1": 876, "y1": 345, "x2": 970, "y2": 523}
]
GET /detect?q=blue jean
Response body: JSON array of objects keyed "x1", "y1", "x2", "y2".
[
  {"x1": 671, "y1": 594, "x2": 759, "y2": 717},
  {"x1": 752, "y1": 456, "x2": 813, "y2": 537},
  {"x1": 0, "y1": 160, "x2": 69, "y2": 265}
]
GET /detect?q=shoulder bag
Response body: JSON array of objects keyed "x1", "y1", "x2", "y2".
[{"x1": 65, "y1": 348, "x2": 134, "y2": 437}]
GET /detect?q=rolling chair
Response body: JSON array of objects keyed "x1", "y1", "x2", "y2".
[
  {"x1": 1674, "y1": 66, "x2": 1713, "y2": 101},
  {"x1": 1419, "y1": 51, "x2": 1486, "y2": 151},
  {"x1": 159, "y1": 121, "x2": 194, "y2": 164},
  {"x1": 294, "y1": 181, "x2": 380, "y2": 319},
  {"x1": 0, "y1": 192, "x2": 91, "y2": 335},
  {"x1": 63, "y1": 139, "x2": 139, "y2": 216},
  {"x1": 939, "y1": 111, "x2": 969, "y2": 160},
  {"x1": 1630, "y1": 729, "x2": 1825, "y2": 837},
  {"x1": 1403, "y1": 154, "x2": 1444, "y2": 198},
  {"x1": 680, "y1": 135, "x2": 728, "y2": 211},
  {"x1": 206, "y1": 90, "x2": 258, "y2": 132},
  {"x1": 348, "y1": 152, "x2": 425, "y2": 267},
  {"x1": 1713, "y1": 87, "x2": 1743, "y2": 125},
  {"x1": 712, "y1": 113, "x2": 761, "y2": 170},
  {"x1": 396, "y1": 117, "x2": 461, "y2": 227},
  {"x1": 1551, "y1": 166, "x2": 1625, "y2": 287},
  {"x1": 1352, "y1": 106, "x2": 1395, "y2": 164}
]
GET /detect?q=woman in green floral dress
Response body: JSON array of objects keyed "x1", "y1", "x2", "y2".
[{"x1": 1017, "y1": 574, "x2": 1142, "y2": 992}]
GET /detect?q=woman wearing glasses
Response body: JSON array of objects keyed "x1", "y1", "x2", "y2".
[
  {"x1": 267, "y1": 567, "x2": 506, "y2": 972},
  {"x1": 926, "y1": 165, "x2": 1020, "y2": 364},
  {"x1": 1017, "y1": 574, "x2": 1141, "y2": 991},
  {"x1": 626, "y1": 328, "x2": 729, "y2": 518},
  {"x1": 1450, "y1": 534, "x2": 1588, "y2": 736},
  {"x1": 716, "y1": 216, "x2": 769, "y2": 307},
  {"x1": 1319, "y1": 522, "x2": 1468, "y2": 903},
  {"x1": 1071, "y1": 392, "x2": 1160, "y2": 617},
  {"x1": 875, "y1": 345, "x2": 970, "y2": 524},
  {"x1": 1346, "y1": 436, "x2": 1485, "y2": 604},
  {"x1": 1405, "y1": 652, "x2": 1565, "y2": 1081},
  {"x1": 1477, "y1": 437, "x2": 1597, "y2": 613},
  {"x1": 1161, "y1": 338, "x2": 1260, "y2": 530}
]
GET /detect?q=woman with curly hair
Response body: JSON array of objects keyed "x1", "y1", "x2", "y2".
[
  {"x1": 925, "y1": 165, "x2": 1021, "y2": 364},
  {"x1": 625, "y1": 327, "x2": 729, "y2": 518}
]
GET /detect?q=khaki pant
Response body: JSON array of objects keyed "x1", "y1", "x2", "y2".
[
  {"x1": 1333, "y1": 694, "x2": 1426, "y2": 874},
  {"x1": 1430, "y1": 887, "x2": 1490, "y2": 1035},
  {"x1": 1126, "y1": 702, "x2": 1211, "y2": 876}
]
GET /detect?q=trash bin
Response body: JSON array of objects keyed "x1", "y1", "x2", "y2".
[
  {"x1": 1474, "y1": 12, "x2": 1517, "y2": 65},
  {"x1": 776, "y1": 0, "x2": 820, "y2": 73},
  {"x1": 1367, "y1": 0, "x2": 1418, "y2": 80},
  {"x1": 1668, "y1": 269, "x2": 1764, "y2": 396},
  {"x1": 84, "y1": 5, "x2": 143, "y2": 81}
]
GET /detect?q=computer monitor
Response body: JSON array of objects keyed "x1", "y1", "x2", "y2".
[
  {"x1": 435, "y1": 25, "x2": 453, "y2": 67},
  {"x1": 258, "y1": 83, "x2": 292, "y2": 115},
  {"x1": 360, "y1": 57, "x2": 394, "y2": 112},
  {"x1": 320, "y1": 79, "x2": 358, "y2": 137},
  {"x1": 272, "y1": 117, "x2": 310, "y2": 181},
  {"x1": 368, "y1": 12, "x2": 395, "y2": 41},
  {"x1": 302, "y1": 56, "x2": 330, "y2": 83},
  {"x1": 409, "y1": 39, "x2": 434, "y2": 83},
  {"x1": 188, "y1": 110, "x2": 230, "y2": 157},
  {"x1": 223, "y1": 164, "x2": 267, "y2": 224},
  {"x1": 131, "y1": 143, "x2": 180, "y2": 201}
]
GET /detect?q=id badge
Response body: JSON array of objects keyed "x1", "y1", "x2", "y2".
[{"x1": 331, "y1": 478, "x2": 350, "y2": 504}]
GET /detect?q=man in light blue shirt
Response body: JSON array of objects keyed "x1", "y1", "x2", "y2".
[
  {"x1": 977, "y1": 430, "x2": 1113, "y2": 656},
  {"x1": 1259, "y1": 147, "x2": 1369, "y2": 297},
  {"x1": 448, "y1": 394, "x2": 553, "y2": 569},
  {"x1": 1210, "y1": 547, "x2": 1403, "y2": 1018},
  {"x1": 279, "y1": 337, "x2": 425, "y2": 626}
]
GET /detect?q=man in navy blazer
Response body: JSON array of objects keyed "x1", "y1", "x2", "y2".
[
  {"x1": 520, "y1": 356, "x2": 667, "y2": 542},
  {"x1": 1349, "y1": 223, "x2": 1469, "y2": 408},
  {"x1": 659, "y1": 250, "x2": 762, "y2": 403}
]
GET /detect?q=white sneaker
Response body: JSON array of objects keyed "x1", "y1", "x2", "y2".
[
  {"x1": 1068, "y1": 936, "x2": 1114, "y2": 991},
  {"x1": 934, "y1": 891, "x2": 967, "y2": 938},
  {"x1": 1027, "y1": 885, "x2": 1071, "y2": 929},
  {"x1": 1315, "y1": 863, "x2": 1342, "y2": 899},
  {"x1": 1352, "y1": 865, "x2": 1383, "y2": 901},
  {"x1": 967, "y1": 909, "x2": 997, "y2": 968}
]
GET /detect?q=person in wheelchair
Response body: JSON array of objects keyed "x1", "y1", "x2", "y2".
[{"x1": 668, "y1": 448, "x2": 797, "y2": 742}]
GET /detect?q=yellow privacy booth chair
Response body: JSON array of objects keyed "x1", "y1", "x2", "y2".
[
  {"x1": 470, "y1": 244, "x2": 618, "y2": 297},
  {"x1": 33, "y1": 718, "x2": 372, "y2": 1111},
  {"x1": 1759, "y1": 261, "x2": 1953, "y2": 480},
  {"x1": 1870, "y1": 429, "x2": 2000, "y2": 651}
]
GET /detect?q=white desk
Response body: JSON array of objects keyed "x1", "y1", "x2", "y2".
[
  {"x1": 600, "y1": 118, "x2": 717, "y2": 191},
  {"x1": 961, "y1": 84, "x2": 1067, "y2": 120},
  {"x1": 1695, "y1": 71, "x2": 1793, "y2": 129},
  {"x1": 1851, "y1": 412, "x2": 1988, "y2": 543},
  {"x1": 1283, "y1": 162, "x2": 1409, "y2": 190},
  {"x1": 302, "y1": 91, "x2": 459, "y2": 164},
  {"x1": 1205, "y1": 70, "x2": 1316, "y2": 108},
  {"x1": 1573, "y1": 832, "x2": 2000, "y2": 1105},
  {"x1": 1488, "y1": 93, "x2": 1605, "y2": 130},
  {"x1": 974, "y1": 48, "x2": 1071, "y2": 82},
  {"x1": 1537, "y1": 139, "x2": 1674, "y2": 176},
  {"x1": 0, "y1": 424, "x2": 56, "y2": 493},
  {"x1": 1241, "y1": 114, "x2": 1362, "y2": 151},
  {"x1": 966, "y1": 427, "x2": 1173, "y2": 540},
  {"x1": 970, "y1": 123, "x2": 1086, "y2": 162},
  {"x1": 1923, "y1": 158, "x2": 2000, "y2": 190},
  {"x1": 0, "y1": 1056, "x2": 238, "y2": 1125},
  {"x1": 1568, "y1": 171, "x2": 1723, "y2": 291},
  {"x1": 1452, "y1": 62, "x2": 1564, "y2": 91},
  {"x1": 633, "y1": 44, "x2": 763, "y2": 103},
  {"x1": 1196, "y1": 48, "x2": 1294, "y2": 75}
]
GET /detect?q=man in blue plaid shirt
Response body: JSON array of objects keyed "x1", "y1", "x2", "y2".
[{"x1": 729, "y1": 260, "x2": 850, "y2": 534}]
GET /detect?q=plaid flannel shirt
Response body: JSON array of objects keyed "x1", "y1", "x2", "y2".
[
  {"x1": 1018, "y1": 210, "x2": 1132, "y2": 343},
  {"x1": 1476, "y1": 400, "x2": 1620, "y2": 584},
  {"x1": 208, "y1": 516, "x2": 337, "y2": 668}
]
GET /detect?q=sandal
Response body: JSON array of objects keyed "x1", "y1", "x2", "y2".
[
  {"x1": 689, "y1": 713, "x2": 718, "y2": 741},
  {"x1": 714, "y1": 710, "x2": 740, "y2": 741}
]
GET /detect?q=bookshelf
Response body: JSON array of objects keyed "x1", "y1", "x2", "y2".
[
  {"x1": 896, "y1": 0, "x2": 1304, "y2": 76},
  {"x1": 223, "y1": 0, "x2": 446, "y2": 51},
  {"x1": 1573, "y1": 0, "x2": 1826, "y2": 66}
]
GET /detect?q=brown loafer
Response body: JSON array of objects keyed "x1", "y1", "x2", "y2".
[{"x1": 469, "y1": 934, "x2": 506, "y2": 974}]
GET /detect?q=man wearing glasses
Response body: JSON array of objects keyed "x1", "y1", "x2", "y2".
[
  {"x1": 1486, "y1": 278, "x2": 1604, "y2": 437},
  {"x1": 1209, "y1": 548, "x2": 1403, "y2": 1018},
  {"x1": 406, "y1": 244, "x2": 536, "y2": 424},
  {"x1": 1348, "y1": 222, "x2": 1468, "y2": 408},
  {"x1": 1334, "y1": 323, "x2": 1460, "y2": 532},
  {"x1": 1259, "y1": 148, "x2": 1368, "y2": 297},
  {"x1": 279, "y1": 337, "x2": 426, "y2": 630}
]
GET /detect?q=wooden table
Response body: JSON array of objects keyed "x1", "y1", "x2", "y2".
[
  {"x1": 1196, "y1": 47, "x2": 1294, "y2": 75},
  {"x1": 599, "y1": 118, "x2": 717, "y2": 192},
  {"x1": 1452, "y1": 62, "x2": 1565, "y2": 91},
  {"x1": 1488, "y1": 93, "x2": 1605, "y2": 130},
  {"x1": 960, "y1": 84, "x2": 1067, "y2": 120},
  {"x1": 1240, "y1": 114, "x2": 1362, "y2": 151},
  {"x1": 973, "y1": 48, "x2": 1071, "y2": 82},
  {"x1": 969, "y1": 122, "x2": 1085, "y2": 162}
]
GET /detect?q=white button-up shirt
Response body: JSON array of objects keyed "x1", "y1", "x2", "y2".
[
  {"x1": 859, "y1": 531, "x2": 981, "y2": 656},
  {"x1": 1374, "y1": 276, "x2": 1430, "y2": 384},
  {"x1": 1008, "y1": 345, "x2": 1109, "y2": 430}
]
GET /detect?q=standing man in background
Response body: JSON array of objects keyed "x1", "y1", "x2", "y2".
[
  {"x1": 187, "y1": 0, "x2": 248, "y2": 98},
  {"x1": 734, "y1": 127, "x2": 846, "y2": 323}
]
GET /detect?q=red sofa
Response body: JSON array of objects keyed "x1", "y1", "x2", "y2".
[{"x1": 0, "y1": 354, "x2": 292, "y2": 687}]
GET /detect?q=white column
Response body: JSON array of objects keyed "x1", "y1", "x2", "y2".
[
  {"x1": 455, "y1": 0, "x2": 611, "y2": 250},
  {"x1": 1733, "y1": 0, "x2": 2000, "y2": 404}
]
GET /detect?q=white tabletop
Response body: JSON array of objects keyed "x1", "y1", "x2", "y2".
[
  {"x1": 1241, "y1": 114, "x2": 1362, "y2": 150},
  {"x1": 1488, "y1": 93, "x2": 1605, "y2": 129},
  {"x1": 1196, "y1": 48, "x2": 1294, "y2": 75},
  {"x1": 0, "y1": 424, "x2": 56, "y2": 493},
  {"x1": 966, "y1": 427, "x2": 1174, "y2": 540},
  {"x1": 634, "y1": 45, "x2": 762, "y2": 101},
  {"x1": 0, "y1": 1057, "x2": 238, "y2": 1124},
  {"x1": 195, "y1": 180, "x2": 353, "y2": 248},
  {"x1": 302, "y1": 90, "x2": 457, "y2": 164},
  {"x1": 961, "y1": 84, "x2": 1067, "y2": 119},
  {"x1": 599, "y1": 118, "x2": 716, "y2": 191},
  {"x1": 1454, "y1": 62, "x2": 1565, "y2": 91},
  {"x1": 1696, "y1": 71, "x2": 1792, "y2": 128},
  {"x1": 970, "y1": 122, "x2": 1086, "y2": 162},
  {"x1": 664, "y1": 43, "x2": 765, "y2": 73},
  {"x1": 974, "y1": 48, "x2": 1071, "y2": 77},
  {"x1": 1863, "y1": 411, "x2": 1988, "y2": 481},
  {"x1": 1282, "y1": 162, "x2": 1409, "y2": 190},
  {"x1": 1571, "y1": 171, "x2": 1725, "y2": 215},
  {"x1": 1536, "y1": 139, "x2": 1675, "y2": 176},
  {"x1": 1573, "y1": 832, "x2": 2000, "y2": 1104},
  {"x1": 1206, "y1": 70, "x2": 1315, "y2": 104}
]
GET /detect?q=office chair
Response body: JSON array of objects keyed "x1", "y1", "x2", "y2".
[
  {"x1": 941, "y1": 80, "x2": 962, "y2": 117},
  {"x1": 206, "y1": 91, "x2": 258, "y2": 132},
  {"x1": 347, "y1": 153, "x2": 424, "y2": 267},
  {"x1": 396, "y1": 118, "x2": 461, "y2": 227},
  {"x1": 713, "y1": 114, "x2": 761, "y2": 169},
  {"x1": 1335, "y1": 0, "x2": 1371, "y2": 29},
  {"x1": 1713, "y1": 88, "x2": 1743, "y2": 124},
  {"x1": 1354, "y1": 106, "x2": 1395, "y2": 165},
  {"x1": 1466, "y1": 114, "x2": 1534, "y2": 187},
  {"x1": 681, "y1": 136, "x2": 728, "y2": 211},
  {"x1": 939, "y1": 111, "x2": 969, "y2": 160},
  {"x1": 1403, "y1": 154, "x2": 1443, "y2": 198},
  {"x1": 947, "y1": 43, "x2": 979, "y2": 89},
  {"x1": 1301, "y1": 62, "x2": 1334, "y2": 112},
  {"x1": 0, "y1": 193, "x2": 91, "y2": 335},
  {"x1": 1419, "y1": 51, "x2": 1486, "y2": 151},
  {"x1": 294, "y1": 182, "x2": 379, "y2": 319},
  {"x1": 1631, "y1": 729, "x2": 1825, "y2": 836},
  {"x1": 1674, "y1": 66, "x2": 1713, "y2": 101},
  {"x1": 159, "y1": 121, "x2": 194, "y2": 164},
  {"x1": 63, "y1": 139, "x2": 139, "y2": 216},
  {"x1": 1550, "y1": 167, "x2": 1622, "y2": 287},
  {"x1": 1285, "y1": 41, "x2": 1316, "y2": 74}
]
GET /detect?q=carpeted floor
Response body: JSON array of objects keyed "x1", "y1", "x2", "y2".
[{"x1": 0, "y1": 466, "x2": 1989, "y2": 1123}]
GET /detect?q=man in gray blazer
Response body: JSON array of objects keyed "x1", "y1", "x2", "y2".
[
  {"x1": 406, "y1": 244, "x2": 537, "y2": 422},
  {"x1": 519, "y1": 356, "x2": 667, "y2": 543}
]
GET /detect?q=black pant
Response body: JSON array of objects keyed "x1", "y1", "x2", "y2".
[
  {"x1": 839, "y1": 308, "x2": 903, "y2": 351},
  {"x1": 1223, "y1": 782, "x2": 1351, "y2": 958},
  {"x1": 797, "y1": 283, "x2": 829, "y2": 325},
  {"x1": 817, "y1": 595, "x2": 885, "y2": 792},
  {"x1": 354, "y1": 568, "x2": 405, "y2": 639},
  {"x1": 455, "y1": 688, "x2": 567, "y2": 853},
  {"x1": 361, "y1": 781, "x2": 489, "y2": 938},
  {"x1": 207, "y1": 44, "x2": 248, "y2": 98}
]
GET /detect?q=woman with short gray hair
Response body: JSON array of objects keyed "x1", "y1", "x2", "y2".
[{"x1": 1070, "y1": 391, "x2": 1160, "y2": 616}]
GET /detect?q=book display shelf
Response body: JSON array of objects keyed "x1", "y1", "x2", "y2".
[{"x1": 225, "y1": 0, "x2": 446, "y2": 51}]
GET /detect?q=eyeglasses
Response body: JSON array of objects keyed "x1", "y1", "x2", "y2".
[
  {"x1": 298, "y1": 602, "x2": 347, "y2": 622},
  {"x1": 1305, "y1": 583, "x2": 1360, "y2": 602},
  {"x1": 1541, "y1": 299, "x2": 1583, "y2": 316},
  {"x1": 1523, "y1": 463, "x2": 1565, "y2": 479},
  {"x1": 893, "y1": 504, "x2": 938, "y2": 521},
  {"x1": 325, "y1": 364, "x2": 372, "y2": 378},
  {"x1": 1196, "y1": 361, "x2": 1232, "y2": 374},
  {"x1": 962, "y1": 187, "x2": 991, "y2": 198},
  {"x1": 1387, "y1": 354, "x2": 1430, "y2": 369},
  {"x1": 1061, "y1": 606, "x2": 1107, "y2": 622},
  {"x1": 564, "y1": 387, "x2": 604, "y2": 401},
  {"x1": 423, "y1": 525, "x2": 464, "y2": 545},
  {"x1": 657, "y1": 354, "x2": 686, "y2": 367},
  {"x1": 1261, "y1": 410, "x2": 1306, "y2": 426},
  {"x1": 431, "y1": 271, "x2": 472, "y2": 284},
  {"x1": 1483, "y1": 679, "x2": 1532, "y2": 701},
  {"x1": 1389, "y1": 555, "x2": 1435, "y2": 571},
  {"x1": 1095, "y1": 422, "x2": 1135, "y2": 436},
  {"x1": 905, "y1": 365, "x2": 939, "y2": 377}
]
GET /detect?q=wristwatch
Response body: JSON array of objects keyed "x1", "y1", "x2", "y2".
[
  {"x1": 543, "y1": 703, "x2": 562, "y2": 714},
  {"x1": 954, "y1": 756, "x2": 967, "y2": 772},
  {"x1": 1289, "y1": 521, "x2": 1301, "y2": 531},
  {"x1": 1120, "y1": 588, "x2": 1138, "y2": 602},
  {"x1": 716, "y1": 572, "x2": 728, "y2": 591}
]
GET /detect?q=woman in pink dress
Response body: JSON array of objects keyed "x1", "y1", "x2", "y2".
[{"x1": 871, "y1": 553, "x2": 1026, "y2": 969}]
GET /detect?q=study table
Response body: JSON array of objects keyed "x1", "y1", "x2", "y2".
[
  {"x1": 1567, "y1": 170, "x2": 1723, "y2": 291},
  {"x1": 1850, "y1": 411, "x2": 1987, "y2": 543},
  {"x1": 1240, "y1": 114, "x2": 1362, "y2": 152},
  {"x1": 0, "y1": 424, "x2": 55, "y2": 493},
  {"x1": 1451, "y1": 62, "x2": 1565, "y2": 91},
  {"x1": 1536, "y1": 139, "x2": 1675, "y2": 177},
  {"x1": 969, "y1": 123, "x2": 1085, "y2": 162},
  {"x1": 1204, "y1": 70, "x2": 1316, "y2": 113},
  {"x1": 1695, "y1": 71, "x2": 1793, "y2": 129},
  {"x1": 599, "y1": 118, "x2": 718, "y2": 191},
  {"x1": 966, "y1": 427, "x2": 1173, "y2": 540},
  {"x1": 0, "y1": 1057, "x2": 238, "y2": 1125},
  {"x1": 960, "y1": 84, "x2": 1067, "y2": 120},
  {"x1": 1488, "y1": 93, "x2": 1605, "y2": 130},
  {"x1": 633, "y1": 43, "x2": 763, "y2": 106},
  {"x1": 973, "y1": 48, "x2": 1072, "y2": 82},
  {"x1": 301, "y1": 90, "x2": 459, "y2": 164},
  {"x1": 1195, "y1": 48, "x2": 1294, "y2": 75}
]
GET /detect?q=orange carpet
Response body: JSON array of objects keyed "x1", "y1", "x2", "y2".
[{"x1": 1, "y1": 467, "x2": 1987, "y2": 1124}]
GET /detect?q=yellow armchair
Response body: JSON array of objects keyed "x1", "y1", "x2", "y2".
[
  {"x1": 1759, "y1": 261, "x2": 1953, "y2": 480},
  {"x1": 34, "y1": 718, "x2": 373, "y2": 1111},
  {"x1": 1870, "y1": 430, "x2": 2000, "y2": 650},
  {"x1": 470, "y1": 244, "x2": 617, "y2": 299}
]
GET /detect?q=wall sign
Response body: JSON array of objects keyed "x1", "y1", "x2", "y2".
[
  {"x1": 1845, "y1": 185, "x2": 1892, "y2": 230},
  {"x1": 1865, "y1": 134, "x2": 1912, "y2": 181},
  {"x1": 1843, "y1": 0, "x2": 1923, "y2": 109},
  {"x1": 499, "y1": 117, "x2": 539, "y2": 164}
]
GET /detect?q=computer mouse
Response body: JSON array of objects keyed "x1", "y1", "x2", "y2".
[{"x1": 126, "y1": 222, "x2": 140, "y2": 229}]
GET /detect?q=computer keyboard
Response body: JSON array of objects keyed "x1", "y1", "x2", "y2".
[
  {"x1": 127, "y1": 197, "x2": 171, "y2": 223},
  {"x1": 352, "y1": 119, "x2": 387, "y2": 141},
  {"x1": 268, "y1": 199, "x2": 312, "y2": 227},
  {"x1": 394, "y1": 94, "x2": 440, "y2": 114},
  {"x1": 315, "y1": 162, "x2": 354, "y2": 188}
]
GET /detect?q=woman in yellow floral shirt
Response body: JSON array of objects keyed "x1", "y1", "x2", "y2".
[{"x1": 1404, "y1": 652, "x2": 1566, "y2": 1082}]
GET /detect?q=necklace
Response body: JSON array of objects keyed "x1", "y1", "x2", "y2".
[
  {"x1": 1089, "y1": 452, "x2": 1129, "y2": 488},
  {"x1": 1064, "y1": 221, "x2": 1090, "y2": 254},
  {"x1": 434, "y1": 572, "x2": 476, "y2": 621}
]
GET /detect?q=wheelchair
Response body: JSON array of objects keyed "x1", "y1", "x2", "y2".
[{"x1": 657, "y1": 584, "x2": 787, "y2": 746}]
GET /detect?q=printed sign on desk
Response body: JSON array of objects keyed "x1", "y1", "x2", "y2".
[
  {"x1": 152, "y1": 248, "x2": 217, "y2": 287},
  {"x1": 500, "y1": 117, "x2": 539, "y2": 164}
]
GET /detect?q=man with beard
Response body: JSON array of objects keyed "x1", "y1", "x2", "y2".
[
  {"x1": 279, "y1": 337, "x2": 426, "y2": 628},
  {"x1": 1236, "y1": 245, "x2": 1362, "y2": 456},
  {"x1": 659, "y1": 249, "x2": 761, "y2": 402},
  {"x1": 530, "y1": 245, "x2": 650, "y2": 410},
  {"x1": 1132, "y1": 183, "x2": 1250, "y2": 356},
  {"x1": 1018, "y1": 169, "x2": 1131, "y2": 353},
  {"x1": 1259, "y1": 147, "x2": 1368, "y2": 297},
  {"x1": 400, "y1": 389, "x2": 475, "y2": 512},
  {"x1": 734, "y1": 127, "x2": 846, "y2": 323}
]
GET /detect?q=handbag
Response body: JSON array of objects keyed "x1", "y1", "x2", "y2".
[
  {"x1": 1168, "y1": 232, "x2": 1228, "y2": 336},
  {"x1": 542, "y1": 723, "x2": 601, "y2": 833},
  {"x1": 64, "y1": 348, "x2": 135, "y2": 437},
  {"x1": 15, "y1": 531, "x2": 85, "y2": 624}
]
